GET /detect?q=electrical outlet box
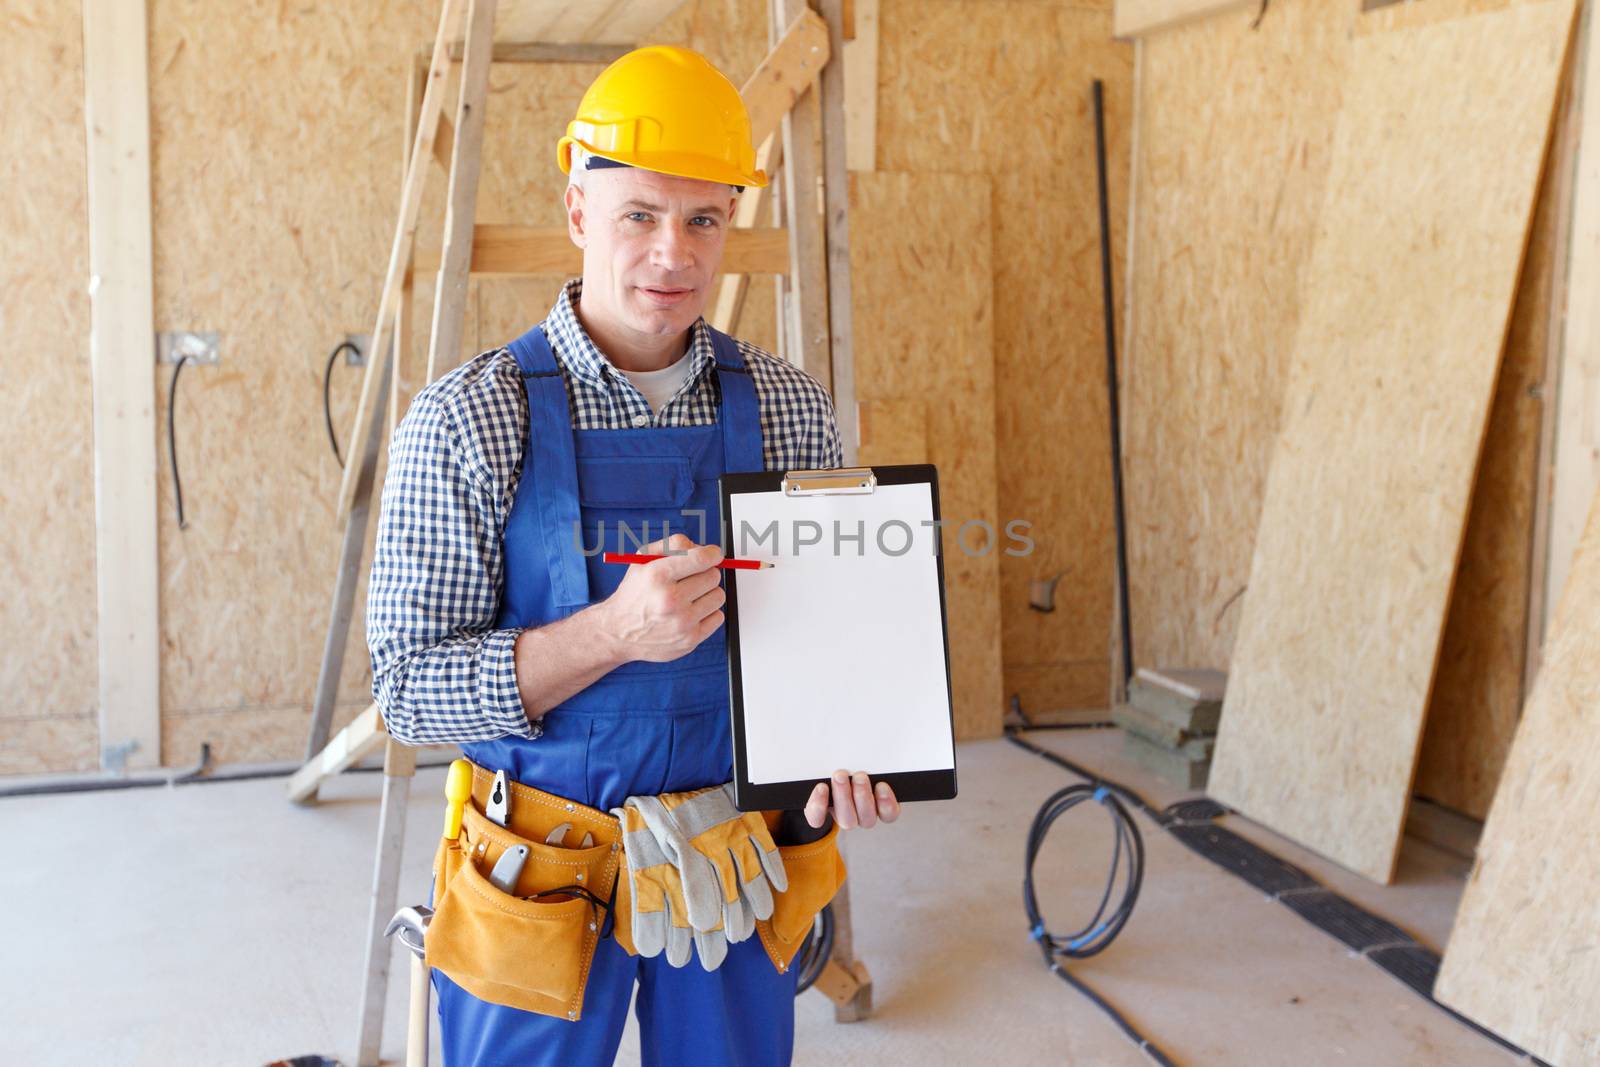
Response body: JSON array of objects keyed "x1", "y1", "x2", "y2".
[{"x1": 157, "y1": 331, "x2": 220, "y2": 365}]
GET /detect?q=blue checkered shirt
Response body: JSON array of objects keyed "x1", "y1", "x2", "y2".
[{"x1": 366, "y1": 279, "x2": 843, "y2": 745}]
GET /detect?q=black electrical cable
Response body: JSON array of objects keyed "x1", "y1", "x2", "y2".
[
  {"x1": 1092, "y1": 78, "x2": 1134, "y2": 688},
  {"x1": 1008, "y1": 725, "x2": 1163, "y2": 821},
  {"x1": 167, "y1": 353, "x2": 193, "y2": 530},
  {"x1": 324, "y1": 341, "x2": 360, "y2": 468},
  {"x1": 1023, "y1": 777, "x2": 1175, "y2": 1066},
  {"x1": 792, "y1": 903, "x2": 835, "y2": 995},
  {"x1": 1025, "y1": 784, "x2": 1145, "y2": 960}
]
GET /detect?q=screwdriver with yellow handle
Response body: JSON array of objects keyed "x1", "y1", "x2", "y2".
[{"x1": 444, "y1": 758, "x2": 473, "y2": 840}]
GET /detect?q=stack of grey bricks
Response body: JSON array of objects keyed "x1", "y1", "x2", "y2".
[{"x1": 1114, "y1": 667, "x2": 1226, "y2": 789}]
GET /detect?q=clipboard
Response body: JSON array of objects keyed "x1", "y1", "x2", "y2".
[{"x1": 719, "y1": 464, "x2": 959, "y2": 811}]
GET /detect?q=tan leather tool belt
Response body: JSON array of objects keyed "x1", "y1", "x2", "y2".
[{"x1": 425, "y1": 759, "x2": 846, "y2": 1022}]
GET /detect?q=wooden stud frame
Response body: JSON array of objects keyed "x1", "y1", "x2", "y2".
[{"x1": 83, "y1": 0, "x2": 162, "y2": 773}]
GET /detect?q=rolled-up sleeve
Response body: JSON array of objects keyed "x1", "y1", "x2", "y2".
[{"x1": 365, "y1": 388, "x2": 539, "y2": 745}]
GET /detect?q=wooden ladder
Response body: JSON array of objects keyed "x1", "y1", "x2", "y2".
[{"x1": 284, "y1": 2, "x2": 867, "y2": 1063}]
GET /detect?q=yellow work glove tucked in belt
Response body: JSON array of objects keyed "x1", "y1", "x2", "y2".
[{"x1": 611, "y1": 782, "x2": 788, "y2": 971}]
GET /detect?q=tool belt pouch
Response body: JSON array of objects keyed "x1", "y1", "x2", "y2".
[
  {"x1": 755, "y1": 820, "x2": 848, "y2": 974},
  {"x1": 426, "y1": 791, "x2": 621, "y2": 1022}
]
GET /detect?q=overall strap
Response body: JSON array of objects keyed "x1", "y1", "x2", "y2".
[
  {"x1": 508, "y1": 325, "x2": 590, "y2": 608},
  {"x1": 705, "y1": 324, "x2": 764, "y2": 474}
]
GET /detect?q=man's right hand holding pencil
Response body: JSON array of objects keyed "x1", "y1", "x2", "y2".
[{"x1": 598, "y1": 533, "x2": 729, "y2": 663}]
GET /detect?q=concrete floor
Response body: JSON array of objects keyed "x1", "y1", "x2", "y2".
[{"x1": 0, "y1": 725, "x2": 1523, "y2": 1066}]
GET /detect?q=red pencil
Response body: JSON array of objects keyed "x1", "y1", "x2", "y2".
[{"x1": 601, "y1": 551, "x2": 774, "y2": 570}]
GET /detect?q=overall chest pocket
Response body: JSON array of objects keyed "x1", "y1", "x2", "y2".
[{"x1": 576, "y1": 455, "x2": 694, "y2": 510}]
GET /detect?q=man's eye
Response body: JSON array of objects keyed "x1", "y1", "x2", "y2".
[
  {"x1": 690, "y1": 216, "x2": 717, "y2": 228},
  {"x1": 626, "y1": 211, "x2": 651, "y2": 223}
]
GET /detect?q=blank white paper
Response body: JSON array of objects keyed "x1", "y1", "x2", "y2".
[{"x1": 728, "y1": 482, "x2": 956, "y2": 784}]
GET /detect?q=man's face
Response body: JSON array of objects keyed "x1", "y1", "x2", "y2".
[{"x1": 565, "y1": 166, "x2": 737, "y2": 341}]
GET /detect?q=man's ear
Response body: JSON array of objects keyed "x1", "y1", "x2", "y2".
[{"x1": 564, "y1": 183, "x2": 588, "y2": 249}]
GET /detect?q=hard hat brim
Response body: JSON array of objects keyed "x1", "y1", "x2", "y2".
[{"x1": 559, "y1": 135, "x2": 768, "y2": 189}]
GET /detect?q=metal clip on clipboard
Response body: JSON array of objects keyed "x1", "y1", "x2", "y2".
[{"x1": 780, "y1": 467, "x2": 877, "y2": 495}]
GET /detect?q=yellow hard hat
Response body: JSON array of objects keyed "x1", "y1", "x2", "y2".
[{"x1": 558, "y1": 45, "x2": 768, "y2": 189}]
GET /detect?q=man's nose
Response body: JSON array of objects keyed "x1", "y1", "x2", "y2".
[{"x1": 649, "y1": 221, "x2": 694, "y2": 272}]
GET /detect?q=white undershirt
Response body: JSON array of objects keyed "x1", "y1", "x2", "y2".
[{"x1": 614, "y1": 349, "x2": 693, "y2": 416}]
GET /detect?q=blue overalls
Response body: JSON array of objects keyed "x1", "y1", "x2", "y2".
[{"x1": 430, "y1": 322, "x2": 799, "y2": 1066}]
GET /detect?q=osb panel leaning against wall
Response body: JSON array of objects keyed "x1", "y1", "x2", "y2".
[
  {"x1": 1414, "y1": 98, "x2": 1567, "y2": 819},
  {"x1": 1, "y1": 2, "x2": 98, "y2": 775},
  {"x1": 1434, "y1": 486, "x2": 1600, "y2": 1067},
  {"x1": 1204, "y1": 0, "x2": 1573, "y2": 883},
  {"x1": 1123, "y1": 0, "x2": 1566, "y2": 818},
  {"x1": 850, "y1": 171, "x2": 1002, "y2": 738},
  {"x1": 876, "y1": 0, "x2": 1134, "y2": 715}
]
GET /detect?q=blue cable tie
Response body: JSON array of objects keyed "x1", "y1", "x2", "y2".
[
  {"x1": 1092, "y1": 785, "x2": 1110, "y2": 804},
  {"x1": 1030, "y1": 922, "x2": 1047, "y2": 942}
]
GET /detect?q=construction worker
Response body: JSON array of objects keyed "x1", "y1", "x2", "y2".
[{"x1": 366, "y1": 45, "x2": 899, "y2": 1066}]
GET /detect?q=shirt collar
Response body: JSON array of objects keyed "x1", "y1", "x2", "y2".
[{"x1": 543, "y1": 278, "x2": 718, "y2": 394}]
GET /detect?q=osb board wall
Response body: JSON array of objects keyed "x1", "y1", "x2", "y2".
[
  {"x1": 1434, "y1": 488, "x2": 1600, "y2": 1066},
  {"x1": 1124, "y1": 0, "x2": 1568, "y2": 818},
  {"x1": 875, "y1": 0, "x2": 1134, "y2": 716},
  {"x1": 1205, "y1": 0, "x2": 1574, "y2": 883},
  {"x1": 0, "y1": 2, "x2": 98, "y2": 774},
  {"x1": 8, "y1": 0, "x2": 1101, "y2": 770},
  {"x1": 849, "y1": 172, "x2": 1002, "y2": 739},
  {"x1": 147, "y1": 0, "x2": 441, "y2": 766}
]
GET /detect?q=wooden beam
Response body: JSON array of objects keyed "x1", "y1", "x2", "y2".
[
  {"x1": 83, "y1": 0, "x2": 160, "y2": 772},
  {"x1": 355, "y1": 736, "x2": 419, "y2": 1066},
  {"x1": 710, "y1": 136, "x2": 783, "y2": 333},
  {"x1": 812, "y1": 957, "x2": 870, "y2": 1006},
  {"x1": 487, "y1": 0, "x2": 686, "y2": 45},
  {"x1": 415, "y1": 225, "x2": 792, "y2": 276},
  {"x1": 708, "y1": 10, "x2": 829, "y2": 336},
  {"x1": 425, "y1": 0, "x2": 497, "y2": 385},
  {"x1": 440, "y1": 40, "x2": 631, "y2": 63},
  {"x1": 1113, "y1": 0, "x2": 1253, "y2": 39},
  {"x1": 1525, "y1": 3, "x2": 1588, "y2": 691},
  {"x1": 1543, "y1": 0, "x2": 1600, "y2": 647},
  {"x1": 305, "y1": 341, "x2": 394, "y2": 765},
  {"x1": 744, "y1": 7, "x2": 831, "y2": 149},
  {"x1": 334, "y1": 0, "x2": 460, "y2": 525},
  {"x1": 818, "y1": 0, "x2": 858, "y2": 465},
  {"x1": 843, "y1": 0, "x2": 878, "y2": 172},
  {"x1": 824, "y1": 843, "x2": 873, "y2": 1020},
  {"x1": 774, "y1": 0, "x2": 832, "y2": 391},
  {"x1": 287, "y1": 703, "x2": 386, "y2": 804},
  {"x1": 433, "y1": 111, "x2": 455, "y2": 174},
  {"x1": 392, "y1": 60, "x2": 427, "y2": 442}
]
